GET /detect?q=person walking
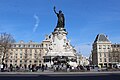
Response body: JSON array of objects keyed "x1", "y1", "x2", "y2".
[{"x1": 41, "y1": 64, "x2": 45, "y2": 72}]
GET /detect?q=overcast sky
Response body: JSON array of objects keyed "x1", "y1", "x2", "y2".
[{"x1": 0, "y1": 0, "x2": 120, "y2": 57}]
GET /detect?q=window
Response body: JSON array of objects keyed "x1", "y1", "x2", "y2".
[
  {"x1": 20, "y1": 52, "x2": 22, "y2": 55},
  {"x1": 16, "y1": 53, "x2": 17, "y2": 55},
  {"x1": 20, "y1": 55, "x2": 22, "y2": 58},
  {"x1": 30, "y1": 45, "x2": 32, "y2": 48},
  {"x1": 46, "y1": 44, "x2": 48, "y2": 47},
  {"x1": 104, "y1": 53, "x2": 106, "y2": 57},
  {"x1": 25, "y1": 60, "x2": 27, "y2": 63},
  {"x1": 21, "y1": 45, "x2": 23, "y2": 47},
  {"x1": 108, "y1": 45, "x2": 110, "y2": 49},
  {"x1": 39, "y1": 53, "x2": 41, "y2": 56},
  {"x1": 11, "y1": 49, "x2": 13, "y2": 51},
  {"x1": 36, "y1": 45, "x2": 38, "y2": 47},
  {"x1": 10, "y1": 53, "x2": 12, "y2": 55},
  {"x1": 20, "y1": 60, "x2": 22, "y2": 63},
  {"x1": 29, "y1": 60, "x2": 32, "y2": 63},
  {"x1": 103, "y1": 45, "x2": 106, "y2": 49},
  {"x1": 5, "y1": 60, "x2": 7, "y2": 63},
  {"x1": 35, "y1": 49, "x2": 37, "y2": 53},
  {"x1": 25, "y1": 49, "x2": 27, "y2": 53},
  {"x1": 104, "y1": 58, "x2": 107, "y2": 62},
  {"x1": 109, "y1": 58, "x2": 111, "y2": 62},
  {"x1": 6, "y1": 53, "x2": 8, "y2": 56},
  {"x1": 30, "y1": 54, "x2": 32, "y2": 56},
  {"x1": 99, "y1": 53, "x2": 102, "y2": 57},
  {"x1": 41, "y1": 44, "x2": 43, "y2": 47},
  {"x1": 19, "y1": 45, "x2": 21, "y2": 47},
  {"x1": 117, "y1": 45, "x2": 120, "y2": 47},
  {"x1": 16, "y1": 49, "x2": 18, "y2": 51},
  {"x1": 114, "y1": 45, "x2": 116, "y2": 47},
  {"x1": 99, "y1": 45, "x2": 102, "y2": 49},
  {"x1": 64, "y1": 39, "x2": 66, "y2": 43},
  {"x1": 33, "y1": 45, "x2": 35, "y2": 47},
  {"x1": 30, "y1": 49, "x2": 32, "y2": 53},
  {"x1": 100, "y1": 58, "x2": 102, "y2": 62},
  {"x1": 28, "y1": 45, "x2": 30, "y2": 47},
  {"x1": 9, "y1": 45, "x2": 12, "y2": 48},
  {"x1": 14, "y1": 45, "x2": 16, "y2": 47},
  {"x1": 34, "y1": 60, "x2": 37, "y2": 63},
  {"x1": 15, "y1": 60, "x2": 17, "y2": 62}
]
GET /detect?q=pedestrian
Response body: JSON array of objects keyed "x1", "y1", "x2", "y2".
[
  {"x1": 41, "y1": 64, "x2": 45, "y2": 72},
  {"x1": 45, "y1": 64, "x2": 48, "y2": 70},
  {"x1": 10, "y1": 64, "x2": 13, "y2": 72}
]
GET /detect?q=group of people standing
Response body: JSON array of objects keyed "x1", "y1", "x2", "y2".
[{"x1": 0, "y1": 63, "x2": 48, "y2": 72}]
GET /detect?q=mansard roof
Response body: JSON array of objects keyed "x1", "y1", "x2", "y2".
[{"x1": 94, "y1": 34, "x2": 110, "y2": 43}]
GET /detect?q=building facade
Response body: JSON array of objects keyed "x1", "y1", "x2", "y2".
[
  {"x1": 109, "y1": 44, "x2": 120, "y2": 66},
  {"x1": 92, "y1": 34, "x2": 111, "y2": 67},
  {"x1": 0, "y1": 40, "x2": 48, "y2": 68},
  {"x1": 92, "y1": 34, "x2": 120, "y2": 68}
]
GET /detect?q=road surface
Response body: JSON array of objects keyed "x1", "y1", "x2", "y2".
[{"x1": 0, "y1": 71, "x2": 119, "y2": 80}]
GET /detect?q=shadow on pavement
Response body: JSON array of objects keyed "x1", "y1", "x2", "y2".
[{"x1": 0, "y1": 74, "x2": 120, "y2": 80}]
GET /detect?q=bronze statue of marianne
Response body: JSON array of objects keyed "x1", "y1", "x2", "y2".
[{"x1": 54, "y1": 6, "x2": 65, "y2": 28}]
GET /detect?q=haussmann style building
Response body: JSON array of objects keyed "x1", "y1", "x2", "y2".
[
  {"x1": 92, "y1": 34, "x2": 111, "y2": 67},
  {"x1": 1, "y1": 40, "x2": 47, "y2": 68},
  {"x1": 92, "y1": 34, "x2": 120, "y2": 68}
]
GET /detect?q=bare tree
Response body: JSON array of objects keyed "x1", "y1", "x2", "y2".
[{"x1": 0, "y1": 32, "x2": 15, "y2": 64}]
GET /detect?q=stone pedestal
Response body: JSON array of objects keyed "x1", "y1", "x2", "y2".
[{"x1": 43, "y1": 27, "x2": 77, "y2": 67}]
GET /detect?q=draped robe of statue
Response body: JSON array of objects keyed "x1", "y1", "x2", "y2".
[{"x1": 54, "y1": 7, "x2": 65, "y2": 28}]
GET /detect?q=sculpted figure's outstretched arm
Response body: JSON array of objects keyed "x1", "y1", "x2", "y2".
[{"x1": 54, "y1": 6, "x2": 57, "y2": 14}]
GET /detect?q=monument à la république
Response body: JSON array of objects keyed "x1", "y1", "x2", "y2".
[{"x1": 43, "y1": 6, "x2": 78, "y2": 67}]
